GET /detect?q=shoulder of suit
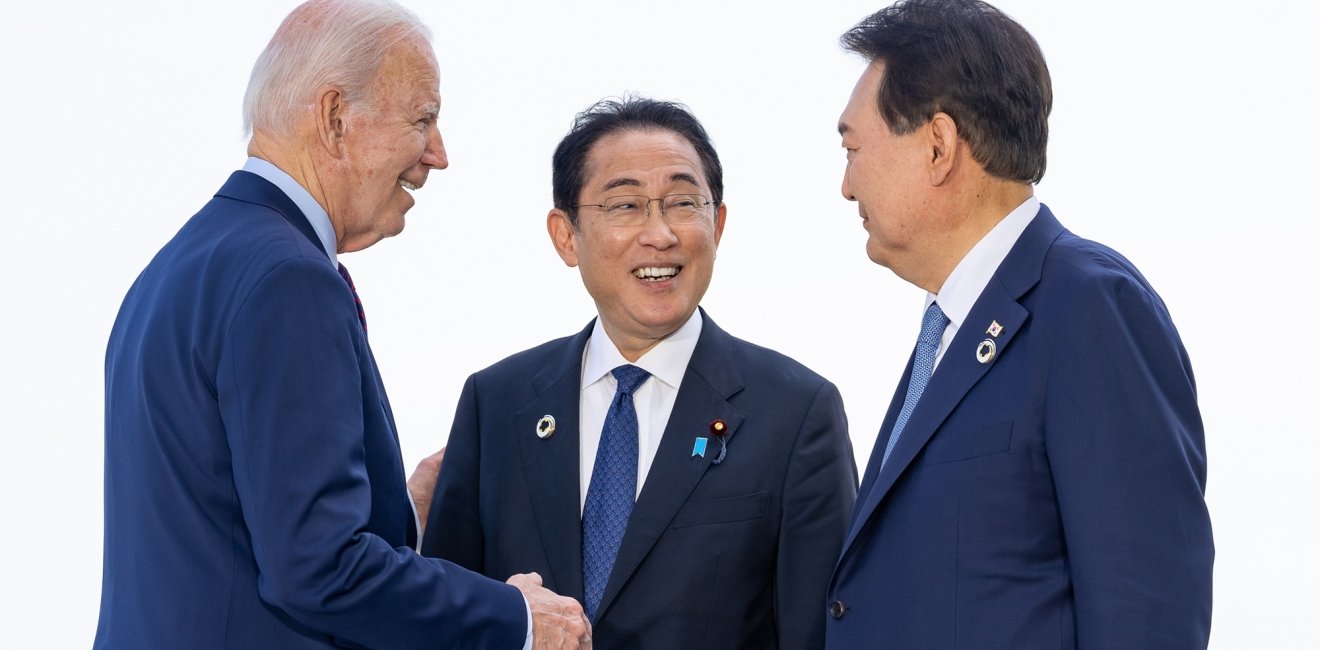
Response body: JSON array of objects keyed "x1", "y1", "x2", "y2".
[
  {"x1": 1041, "y1": 233, "x2": 1157, "y2": 297},
  {"x1": 469, "y1": 332, "x2": 581, "y2": 379},
  {"x1": 1036, "y1": 232, "x2": 1171, "y2": 327},
  {"x1": 184, "y1": 194, "x2": 328, "y2": 272},
  {"x1": 723, "y1": 333, "x2": 832, "y2": 391}
]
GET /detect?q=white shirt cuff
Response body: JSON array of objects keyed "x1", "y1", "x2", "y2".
[{"x1": 522, "y1": 593, "x2": 534, "y2": 650}]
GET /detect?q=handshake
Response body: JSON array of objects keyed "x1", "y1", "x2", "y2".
[{"x1": 413, "y1": 451, "x2": 592, "y2": 650}]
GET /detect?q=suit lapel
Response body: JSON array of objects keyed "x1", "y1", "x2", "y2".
[
  {"x1": 596, "y1": 310, "x2": 746, "y2": 619},
  {"x1": 515, "y1": 323, "x2": 594, "y2": 601},
  {"x1": 838, "y1": 206, "x2": 1066, "y2": 560}
]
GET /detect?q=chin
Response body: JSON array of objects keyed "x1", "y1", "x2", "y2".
[
  {"x1": 381, "y1": 213, "x2": 407, "y2": 238},
  {"x1": 865, "y1": 243, "x2": 892, "y2": 268}
]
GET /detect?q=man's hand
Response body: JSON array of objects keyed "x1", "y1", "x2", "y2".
[
  {"x1": 406, "y1": 448, "x2": 445, "y2": 537},
  {"x1": 507, "y1": 572, "x2": 591, "y2": 649}
]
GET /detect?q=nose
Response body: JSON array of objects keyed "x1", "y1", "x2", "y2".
[
  {"x1": 841, "y1": 163, "x2": 855, "y2": 201},
  {"x1": 422, "y1": 122, "x2": 448, "y2": 170},
  {"x1": 637, "y1": 206, "x2": 679, "y2": 250}
]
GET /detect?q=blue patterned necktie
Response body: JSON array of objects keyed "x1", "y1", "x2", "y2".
[
  {"x1": 881, "y1": 302, "x2": 949, "y2": 468},
  {"x1": 582, "y1": 364, "x2": 650, "y2": 621},
  {"x1": 337, "y1": 262, "x2": 367, "y2": 333}
]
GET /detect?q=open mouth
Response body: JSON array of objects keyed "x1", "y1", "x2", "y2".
[
  {"x1": 399, "y1": 179, "x2": 419, "y2": 192},
  {"x1": 633, "y1": 266, "x2": 680, "y2": 282}
]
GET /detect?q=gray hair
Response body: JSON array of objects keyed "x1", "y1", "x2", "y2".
[{"x1": 243, "y1": 0, "x2": 431, "y2": 136}]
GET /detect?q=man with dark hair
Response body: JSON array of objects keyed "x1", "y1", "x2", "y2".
[
  {"x1": 423, "y1": 96, "x2": 857, "y2": 649},
  {"x1": 97, "y1": 1, "x2": 590, "y2": 648},
  {"x1": 825, "y1": 0, "x2": 1214, "y2": 647}
]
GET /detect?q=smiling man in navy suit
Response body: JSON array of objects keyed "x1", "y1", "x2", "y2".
[
  {"x1": 422, "y1": 97, "x2": 857, "y2": 649},
  {"x1": 96, "y1": 1, "x2": 590, "y2": 648},
  {"x1": 825, "y1": 1, "x2": 1214, "y2": 648}
]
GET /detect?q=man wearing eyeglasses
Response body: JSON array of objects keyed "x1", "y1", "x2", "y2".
[{"x1": 421, "y1": 96, "x2": 857, "y2": 649}]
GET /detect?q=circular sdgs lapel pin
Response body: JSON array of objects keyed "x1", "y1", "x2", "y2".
[{"x1": 535, "y1": 415, "x2": 556, "y2": 439}]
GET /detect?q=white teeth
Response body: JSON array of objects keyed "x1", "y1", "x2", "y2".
[
  {"x1": 633, "y1": 267, "x2": 678, "y2": 280},
  {"x1": 399, "y1": 179, "x2": 418, "y2": 191}
]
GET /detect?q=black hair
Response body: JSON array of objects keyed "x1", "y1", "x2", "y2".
[
  {"x1": 842, "y1": 0, "x2": 1052, "y2": 183},
  {"x1": 552, "y1": 96, "x2": 724, "y2": 226}
]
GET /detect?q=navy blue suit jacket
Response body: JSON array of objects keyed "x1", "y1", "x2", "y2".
[
  {"x1": 825, "y1": 206, "x2": 1214, "y2": 648},
  {"x1": 97, "y1": 171, "x2": 525, "y2": 649},
  {"x1": 422, "y1": 312, "x2": 857, "y2": 649}
]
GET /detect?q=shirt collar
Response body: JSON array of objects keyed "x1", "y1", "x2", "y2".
[
  {"x1": 242, "y1": 156, "x2": 338, "y2": 266},
  {"x1": 582, "y1": 309, "x2": 703, "y2": 391},
  {"x1": 927, "y1": 196, "x2": 1040, "y2": 326}
]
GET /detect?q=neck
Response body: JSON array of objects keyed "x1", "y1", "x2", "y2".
[
  {"x1": 248, "y1": 130, "x2": 342, "y2": 249},
  {"x1": 908, "y1": 176, "x2": 1032, "y2": 294},
  {"x1": 598, "y1": 316, "x2": 690, "y2": 363},
  {"x1": 604, "y1": 331, "x2": 661, "y2": 363}
]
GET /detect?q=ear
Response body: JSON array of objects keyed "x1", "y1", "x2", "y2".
[
  {"x1": 547, "y1": 208, "x2": 580, "y2": 267},
  {"x1": 712, "y1": 202, "x2": 727, "y2": 248},
  {"x1": 927, "y1": 112, "x2": 959, "y2": 186},
  {"x1": 315, "y1": 85, "x2": 348, "y2": 157}
]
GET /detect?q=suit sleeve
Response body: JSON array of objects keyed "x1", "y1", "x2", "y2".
[
  {"x1": 1044, "y1": 272, "x2": 1214, "y2": 648},
  {"x1": 421, "y1": 373, "x2": 486, "y2": 570},
  {"x1": 775, "y1": 381, "x2": 858, "y2": 649},
  {"x1": 217, "y1": 258, "x2": 526, "y2": 649}
]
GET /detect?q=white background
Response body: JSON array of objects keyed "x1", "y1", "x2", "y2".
[{"x1": 2, "y1": 0, "x2": 1316, "y2": 646}]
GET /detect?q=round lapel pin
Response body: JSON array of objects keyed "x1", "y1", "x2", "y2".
[
  {"x1": 976, "y1": 339, "x2": 997, "y2": 364},
  {"x1": 535, "y1": 415, "x2": 556, "y2": 439}
]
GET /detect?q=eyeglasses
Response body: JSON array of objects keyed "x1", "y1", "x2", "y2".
[{"x1": 573, "y1": 194, "x2": 714, "y2": 227}]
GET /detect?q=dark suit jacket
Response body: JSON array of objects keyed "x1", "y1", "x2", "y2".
[
  {"x1": 423, "y1": 312, "x2": 857, "y2": 649},
  {"x1": 97, "y1": 171, "x2": 525, "y2": 649},
  {"x1": 825, "y1": 205, "x2": 1214, "y2": 648}
]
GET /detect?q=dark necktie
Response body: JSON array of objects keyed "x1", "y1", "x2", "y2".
[
  {"x1": 881, "y1": 302, "x2": 948, "y2": 468},
  {"x1": 582, "y1": 364, "x2": 650, "y2": 621},
  {"x1": 336, "y1": 262, "x2": 367, "y2": 333}
]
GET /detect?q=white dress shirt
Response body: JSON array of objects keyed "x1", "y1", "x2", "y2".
[
  {"x1": 578, "y1": 310, "x2": 703, "y2": 513},
  {"x1": 927, "y1": 196, "x2": 1040, "y2": 371}
]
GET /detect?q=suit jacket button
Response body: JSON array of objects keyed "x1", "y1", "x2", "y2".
[{"x1": 829, "y1": 600, "x2": 846, "y2": 619}]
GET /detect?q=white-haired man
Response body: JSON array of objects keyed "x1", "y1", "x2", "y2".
[{"x1": 95, "y1": 1, "x2": 589, "y2": 648}]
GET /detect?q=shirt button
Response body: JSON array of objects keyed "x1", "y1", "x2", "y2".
[{"x1": 829, "y1": 600, "x2": 846, "y2": 619}]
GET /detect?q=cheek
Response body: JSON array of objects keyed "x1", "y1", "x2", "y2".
[
  {"x1": 681, "y1": 230, "x2": 720, "y2": 263},
  {"x1": 400, "y1": 131, "x2": 427, "y2": 162},
  {"x1": 594, "y1": 230, "x2": 635, "y2": 259}
]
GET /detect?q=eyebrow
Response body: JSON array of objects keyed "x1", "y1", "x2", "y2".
[
  {"x1": 669, "y1": 172, "x2": 701, "y2": 187},
  {"x1": 838, "y1": 122, "x2": 852, "y2": 136},
  {"x1": 600, "y1": 173, "x2": 702, "y2": 193},
  {"x1": 601, "y1": 178, "x2": 642, "y2": 192}
]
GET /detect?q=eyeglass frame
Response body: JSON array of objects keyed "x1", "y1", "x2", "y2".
[{"x1": 571, "y1": 193, "x2": 716, "y2": 226}]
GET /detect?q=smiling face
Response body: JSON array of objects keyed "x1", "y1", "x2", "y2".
[
  {"x1": 839, "y1": 61, "x2": 934, "y2": 277},
  {"x1": 548, "y1": 128, "x2": 726, "y2": 360},
  {"x1": 332, "y1": 36, "x2": 447, "y2": 252}
]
